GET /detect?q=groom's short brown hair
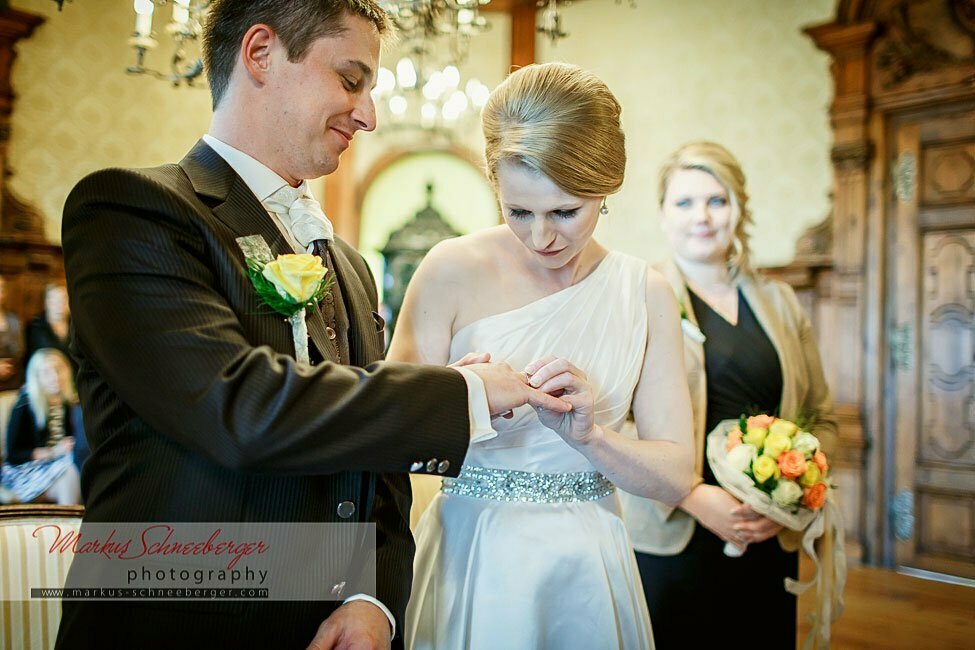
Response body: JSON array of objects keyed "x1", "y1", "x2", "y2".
[{"x1": 203, "y1": 0, "x2": 390, "y2": 109}]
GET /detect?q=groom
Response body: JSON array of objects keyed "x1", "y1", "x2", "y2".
[{"x1": 55, "y1": 1, "x2": 570, "y2": 648}]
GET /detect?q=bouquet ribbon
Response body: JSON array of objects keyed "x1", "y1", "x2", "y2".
[{"x1": 707, "y1": 421, "x2": 846, "y2": 649}]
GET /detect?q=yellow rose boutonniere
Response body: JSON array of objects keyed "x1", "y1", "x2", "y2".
[
  {"x1": 241, "y1": 246, "x2": 334, "y2": 366},
  {"x1": 262, "y1": 254, "x2": 327, "y2": 303}
]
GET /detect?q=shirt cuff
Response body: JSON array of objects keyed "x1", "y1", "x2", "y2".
[
  {"x1": 343, "y1": 594, "x2": 396, "y2": 639},
  {"x1": 453, "y1": 367, "x2": 498, "y2": 443}
]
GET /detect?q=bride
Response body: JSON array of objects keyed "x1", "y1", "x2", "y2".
[{"x1": 389, "y1": 63, "x2": 695, "y2": 649}]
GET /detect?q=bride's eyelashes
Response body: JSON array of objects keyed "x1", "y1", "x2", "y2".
[{"x1": 507, "y1": 208, "x2": 580, "y2": 220}]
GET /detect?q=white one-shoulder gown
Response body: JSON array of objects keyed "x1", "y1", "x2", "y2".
[{"x1": 406, "y1": 251, "x2": 655, "y2": 650}]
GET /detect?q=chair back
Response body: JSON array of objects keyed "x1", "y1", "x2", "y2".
[{"x1": 0, "y1": 504, "x2": 84, "y2": 649}]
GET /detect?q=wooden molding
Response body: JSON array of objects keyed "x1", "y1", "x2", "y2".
[
  {"x1": 0, "y1": 7, "x2": 46, "y2": 244},
  {"x1": 509, "y1": 2, "x2": 536, "y2": 70},
  {"x1": 0, "y1": 504, "x2": 84, "y2": 520},
  {"x1": 805, "y1": 21, "x2": 877, "y2": 57},
  {"x1": 832, "y1": 141, "x2": 875, "y2": 170},
  {"x1": 354, "y1": 145, "x2": 486, "y2": 232}
]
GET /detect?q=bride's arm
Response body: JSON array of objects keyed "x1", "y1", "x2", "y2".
[
  {"x1": 387, "y1": 241, "x2": 460, "y2": 365},
  {"x1": 531, "y1": 269, "x2": 695, "y2": 506}
]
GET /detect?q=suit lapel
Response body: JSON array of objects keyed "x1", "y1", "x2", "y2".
[
  {"x1": 328, "y1": 243, "x2": 380, "y2": 366},
  {"x1": 659, "y1": 258, "x2": 705, "y2": 370},
  {"x1": 179, "y1": 140, "x2": 338, "y2": 365}
]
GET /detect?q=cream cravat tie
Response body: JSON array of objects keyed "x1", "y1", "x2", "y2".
[{"x1": 262, "y1": 184, "x2": 334, "y2": 253}]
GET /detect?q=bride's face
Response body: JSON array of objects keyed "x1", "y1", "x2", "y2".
[{"x1": 496, "y1": 161, "x2": 601, "y2": 269}]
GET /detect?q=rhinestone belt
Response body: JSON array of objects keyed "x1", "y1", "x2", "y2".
[{"x1": 441, "y1": 465, "x2": 615, "y2": 503}]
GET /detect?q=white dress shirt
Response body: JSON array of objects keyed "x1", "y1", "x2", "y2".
[{"x1": 201, "y1": 135, "x2": 497, "y2": 635}]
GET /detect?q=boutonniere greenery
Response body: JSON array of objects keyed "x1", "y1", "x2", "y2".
[{"x1": 237, "y1": 235, "x2": 333, "y2": 365}]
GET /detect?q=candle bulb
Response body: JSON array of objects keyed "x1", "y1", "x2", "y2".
[
  {"x1": 172, "y1": 0, "x2": 191, "y2": 27},
  {"x1": 134, "y1": 0, "x2": 154, "y2": 37}
]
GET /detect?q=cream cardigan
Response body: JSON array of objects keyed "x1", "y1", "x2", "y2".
[{"x1": 620, "y1": 259, "x2": 837, "y2": 555}]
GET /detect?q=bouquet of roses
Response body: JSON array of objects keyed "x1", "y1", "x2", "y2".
[
  {"x1": 707, "y1": 414, "x2": 846, "y2": 649},
  {"x1": 723, "y1": 414, "x2": 830, "y2": 516}
]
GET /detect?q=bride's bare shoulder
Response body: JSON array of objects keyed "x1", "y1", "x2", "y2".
[{"x1": 419, "y1": 225, "x2": 510, "y2": 282}]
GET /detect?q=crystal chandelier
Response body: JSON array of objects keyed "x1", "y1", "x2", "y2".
[
  {"x1": 127, "y1": 0, "x2": 210, "y2": 87},
  {"x1": 372, "y1": 57, "x2": 490, "y2": 137},
  {"x1": 381, "y1": 1, "x2": 491, "y2": 62},
  {"x1": 537, "y1": 0, "x2": 638, "y2": 46},
  {"x1": 374, "y1": 1, "x2": 493, "y2": 137}
]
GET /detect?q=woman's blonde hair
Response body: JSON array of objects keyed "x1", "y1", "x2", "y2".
[
  {"x1": 658, "y1": 141, "x2": 753, "y2": 276},
  {"x1": 25, "y1": 348, "x2": 77, "y2": 428},
  {"x1": 482, "y1": 62, "x2": 625, "y2": 197}
]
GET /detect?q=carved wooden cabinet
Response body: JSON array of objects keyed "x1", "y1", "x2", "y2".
[
  {"x1": 801, "y1": 0, "x2": 975, "y2": 578},
  {"x1": 0, "y1": 7, "x2": 61, "y2": 327}
]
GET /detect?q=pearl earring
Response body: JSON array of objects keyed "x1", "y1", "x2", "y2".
[{"x1": 600, "y1": 199, "x2": 609, "y2": 215}]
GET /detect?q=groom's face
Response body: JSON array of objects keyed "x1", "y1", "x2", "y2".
[{"x1": 264, "y1": 13, "x2": 380, "y2": 183}]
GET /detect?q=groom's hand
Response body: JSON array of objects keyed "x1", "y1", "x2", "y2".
[
  {"x1": 306, "y1": 601, "x2": 391, "y2": 650},
  {"x1": 464, "y1": 361, "x2": 573, "y2": 417}
]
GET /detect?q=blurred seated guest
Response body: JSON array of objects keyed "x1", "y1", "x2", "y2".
[
  {"x1": 25, "y1": 284, "x2": 75, "y2": 375},
  {"x1": 1, "y1": 348, "x2": 84, "y2": 504},
  {"x1": 0, "y1": 274, "x2": 23, "y2": 392}
]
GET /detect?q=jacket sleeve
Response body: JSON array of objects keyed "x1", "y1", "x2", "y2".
[
  {"x1": 62, "y1": 168, "x2": 470, "y2": 476},
  {"x1": 777, "y1": 282, "x2": 837, "y2": 552},
  {"x1": 6, "y1": 392, "x2": 39, "y2": 465},
  {"x1": 783, "y1": 282, "x2": 838, "y2": 456}
]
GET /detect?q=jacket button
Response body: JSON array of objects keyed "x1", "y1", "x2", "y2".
[
  {"x1": 410, "y1": 461, "x2": 424, "y2": 472},
  {"x1": 326, "y1": 326, "x2": 337, "y2": 340},
  {"x1": 336, "y1": 501, "x2": 356, "y2": 519},
  {"x1": 426, "y1": 459, "x2": 438, "y2": 473},
  {"x1": 437, "y1": 460, "x2": 450, "y2": 474}
]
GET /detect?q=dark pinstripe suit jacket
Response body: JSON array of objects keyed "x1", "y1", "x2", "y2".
[{"x1": 55, "y1": 141, "x2": 469, "y2": 649}]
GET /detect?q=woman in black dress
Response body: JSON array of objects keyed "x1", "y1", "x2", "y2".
[
  {"x1": 1, "y1": 348, "x2": 84, "y2": 504},
  {"x1": 619, "y1": 141, "x2": 837, "y2": 648}
]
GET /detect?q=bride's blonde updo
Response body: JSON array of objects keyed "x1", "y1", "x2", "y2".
[{"x1": 481, "y1": 62, "x2": 626, "y2": 197}]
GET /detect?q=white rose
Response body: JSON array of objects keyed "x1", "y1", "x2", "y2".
[
  {"x1": 771, "y1": 479, "x2": 804, "y2": 507},
  {"x1": 726, "y1": 443, "x2": 758, "y2": 473},
  {"x1": 792, "y1": 432, "x2": 820, "y2": 459}
]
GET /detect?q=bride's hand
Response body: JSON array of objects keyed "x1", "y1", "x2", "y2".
[
  {"x1": 524, "y1": 356, "x2": 597, "y2": 446},
  {"x1": 449, "y1": 352, "x2": 491, "y2": 368}
]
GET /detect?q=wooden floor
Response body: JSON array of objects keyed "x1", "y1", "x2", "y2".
[{"x1": 797, "y1": 564, "x2": 975, "y2": 649}]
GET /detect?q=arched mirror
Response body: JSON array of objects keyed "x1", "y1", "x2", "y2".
[{"x1": 358, "y1": 150, "x2": 499, "y2": 337}]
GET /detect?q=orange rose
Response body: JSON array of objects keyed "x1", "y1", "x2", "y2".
[
  {"x1": 726, "y1": 429, "x2": 743, "y2": 452},
  {"x1": 813, "y1": 450, "x2": 829, "y2": 474},
  {"x1": 747, "y1": 414, "x2": 776, "y2": 430},
  {"x1": 778, "y1": 449, "x2": 806, "y2": 479},
  {"x1": 802, "y1": 482, "x2": 828, "y2": 510}
]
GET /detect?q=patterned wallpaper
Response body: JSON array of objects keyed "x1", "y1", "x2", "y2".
[
  {"x1": 10, "y1": 0, "x2": 213, "y2": 242},
  {"x1": 537, "y1": 0, "x2": 837, "y2": 267},
  {"x1": 8, "y1": 0, "x2": 836, "y2": 268}
]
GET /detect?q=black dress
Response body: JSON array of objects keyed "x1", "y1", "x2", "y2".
[{"x1": 636, "y1": 288, "x2": 798, "y2": 649}]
